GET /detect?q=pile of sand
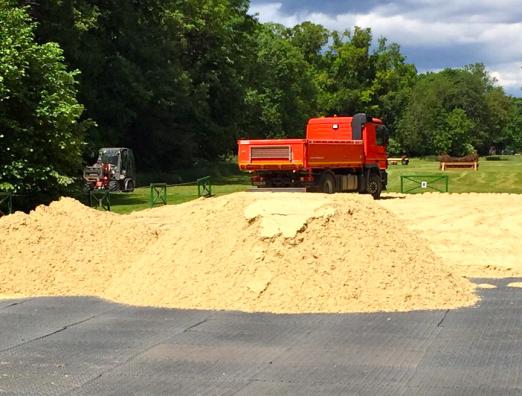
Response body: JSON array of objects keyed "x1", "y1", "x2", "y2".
[
  {"x1": 0, "y1": 193, "x2": 477, "y2": 313},
  {"x1": 379, "y1": 193, "x2": 522, "y2": 277}
]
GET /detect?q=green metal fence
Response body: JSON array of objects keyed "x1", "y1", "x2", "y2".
[
  {"x1": 150, "y1": 183, "x2": 168, "y2": 207},
  {"x1": 400, "y1": 175, "x2": 449, "y2": 194},
  {"x1": 0, "y1": 192, "x2": 13, "y2": 216},
  {"x1": 197, "y1": 176, "x2": 212, "y2": 197},
  {"x1": 89, "y1": 189, "x2": 111, "y2": 211}
]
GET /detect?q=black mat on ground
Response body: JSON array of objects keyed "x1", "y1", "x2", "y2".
[{"x1": 0, "y1": 278, "x2": 521, "y2": 395}]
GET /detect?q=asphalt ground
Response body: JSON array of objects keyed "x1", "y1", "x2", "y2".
[{"x1": 0, "y1": 278, "x2": 521, "y2": 395}]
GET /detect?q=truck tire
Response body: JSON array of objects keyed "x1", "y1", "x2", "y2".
[
  {"x1": 367, "y1": 172, "x2": 382, "y2": 199},
  {"x1": 320, "y1": 172, "x2": 336, "y2": 194}
]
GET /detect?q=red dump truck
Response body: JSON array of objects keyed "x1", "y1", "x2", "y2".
[{"x1": 238, "y1": 113, "x2": 388, "y2": 199}]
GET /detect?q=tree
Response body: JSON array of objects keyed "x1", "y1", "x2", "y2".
[
  {"x1": 319, "y1": 27, "x2": 374, "y2": 115},
  {"x1": 395, "y1": 73, "x2": 450, "y2": 155},
  {"x1": 368, "y1": 38, "x2": 417, "y2": 132},
  {"x1": 316, "y1": 27, "x2": 416, "y2": 136},
  {"x1": 433, "y1": 109, "x2": 475, "y2": 156},
  {"x1": 19, "y1": 2, "x2": 512, "y2": 166},
  {"x1": 27, "y1": 0, "x2": 257, "y2": 169},
  {"x1": 396, "y1": 65, "x2": 512, "y2": 156},
  {"x1": 288, "y1": 22, "x2": 329, "y2": 67},
  {"x1": 503, "y1": 98, "x2": 522, "y2": 152},
  {"x1": 0, "y1": 3, "x2": 87, "y2": 194},
  {"x1": 241, "y1": 23, "x2": 318, "y2": 139},
  {"x1": 23, "y1": 4, "x2": 422, "y2": 167}
]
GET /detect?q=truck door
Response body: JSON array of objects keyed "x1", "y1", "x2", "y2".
[{"x1": 363, "y1": 123, "x2": 387, "y2": 168}]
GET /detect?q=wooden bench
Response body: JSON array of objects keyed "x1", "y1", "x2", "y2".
[
  {"x1": 387, "y1": 157, "x2": 409, "y2": 165},
  {"x1": 440, "y1": 161, "x2": 478, "y2": 171}
]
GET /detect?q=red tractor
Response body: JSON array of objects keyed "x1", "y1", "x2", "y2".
[{"x1": 83, "y1": 148, "x2": 136, "y2": 192}]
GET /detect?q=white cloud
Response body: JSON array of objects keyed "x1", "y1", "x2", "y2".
[
  {"x1": 354, "y1": 13, "x2": 522, "y2": 63},
  {"x1": 249, "y1": 1, "x2": 522, "y2": 96},
  {"x1": 490, "y1": 62, "x2": 522, "y2": 95},
  {"x1": 249, "y1": 3, "x2": 300, "y2": 26}
]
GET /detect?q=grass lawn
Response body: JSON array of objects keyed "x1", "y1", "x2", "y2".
[
  {"x1": 386, "y1": 155, "x2": 522, "y2": 194},
  {"x1": 105, "y1": 155, "x2": 522, "y2": 214},
  {"x1": 109, "y1": 183, "x2": 249, "y2": 214},
  {"x1": 105, "y1": 161, "x2": 251, "y2": 214}
]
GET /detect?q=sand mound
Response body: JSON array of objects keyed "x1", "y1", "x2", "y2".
[
  {"x1": 0, "y1": 193, "x2": 476, "y2": 313},
  {"x1": 0, "y1": 198, "x2": 160, "y2": 298},
  {"x1": 379, "y1": 193, "x2": 522, "y2": 277},
  {"x1": 476, "y1": 283, "x2": 496, "y2": 289}
]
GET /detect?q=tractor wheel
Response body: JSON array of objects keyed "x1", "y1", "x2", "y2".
[
  {"x1": 319, "y1": 173, "x2": 336, "y2": 194},
  {"x1": 83, "y1": 183, "x2": 93, "y2": 193},
  {"x1": 124, "y1": 179, "x2": 135, "y2": 193},
  {"x1": 108, "y1": 180, "x2": 119, "y2": 192},
  {"x1": 367, "y1": 172, "x2": 382, "y2": 199}
]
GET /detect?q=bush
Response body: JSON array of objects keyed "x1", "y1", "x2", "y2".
[{"x1": 386, "y1": 138, "x2": 405, "y2": 157}]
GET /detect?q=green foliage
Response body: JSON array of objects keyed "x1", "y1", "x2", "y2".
[
  {"x1": 241, "y1": 23, "x2": 318, "y2": 138},
  {"x1": 288, "y1": 22, "x2": 329, "y2": 67},
  {"x1": 0, "y1": 3, "x2": 87, "y2": 194},
  {"x1": 503, "y1": 98, "x2": 522, "y2": 152},
  {"x1": 396, "y1": 65, "x2": 512, "y2": 156},
  {"x1": 433, "y1": 109, "x2": 475, "y2": 156},
  {"x1": 317, "y1": 28, "x2": 417, "y2": 139},
  {"x1": 386, "y1": 138, "x2": 405, "y2": 156},
  {"x1": 28, "y1": 0, "x2": 257, "y2": 169},
  {"x1": 2, "y1": 1, "x2": 515, "y2": 185},
  {"x1": 319, "y1": 27, "x2": 374, "y2": 115},
  {"x1": 369, "y1": 38, "x2": 417, "y2": 132}
]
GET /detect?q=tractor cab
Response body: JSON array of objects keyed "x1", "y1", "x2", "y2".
[{"x1": 83, "y1": 147, "x2": 136, "y2": 192}]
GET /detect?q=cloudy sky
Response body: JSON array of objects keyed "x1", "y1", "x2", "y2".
[{"x1": 249, "y1": 0, "x2": 522, "y2": 97}]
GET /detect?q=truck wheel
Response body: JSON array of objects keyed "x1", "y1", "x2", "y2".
[
  {"x1": 367, "y1": 173, "x2": 382, "y2": 199},
  {"x1": 320, "y1": 173, "x2": 336, "y2": 194}
]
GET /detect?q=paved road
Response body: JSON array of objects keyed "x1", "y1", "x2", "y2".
[{"x1": 0, "y1": 278, "x2": 521, "y2": 395}]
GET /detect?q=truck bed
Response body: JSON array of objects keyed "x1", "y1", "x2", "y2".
[
  {"x1": 238, "y1": 139, "x2": 365, "y2": 171},
  {"x1": 238, "y1": 139, "x2": 307, "y2": 171}
]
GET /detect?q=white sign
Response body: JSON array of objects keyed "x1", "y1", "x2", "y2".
[{"x1": 421, "y1": 181, "x2": 428, "y2": 189}]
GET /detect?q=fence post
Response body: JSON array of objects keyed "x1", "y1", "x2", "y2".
[
  {"x1": 197, "y1": 176, "x2": 212, "y2": 197},
  {"x1": 0, "y1": 192, "x2": 13, "y2": 216},
  {"x1": 149, "y1": 183, "x2": 168, "y2": 207},
  {"x1": 89, "y1": 189, "x2": 111, "y2": 211}
]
